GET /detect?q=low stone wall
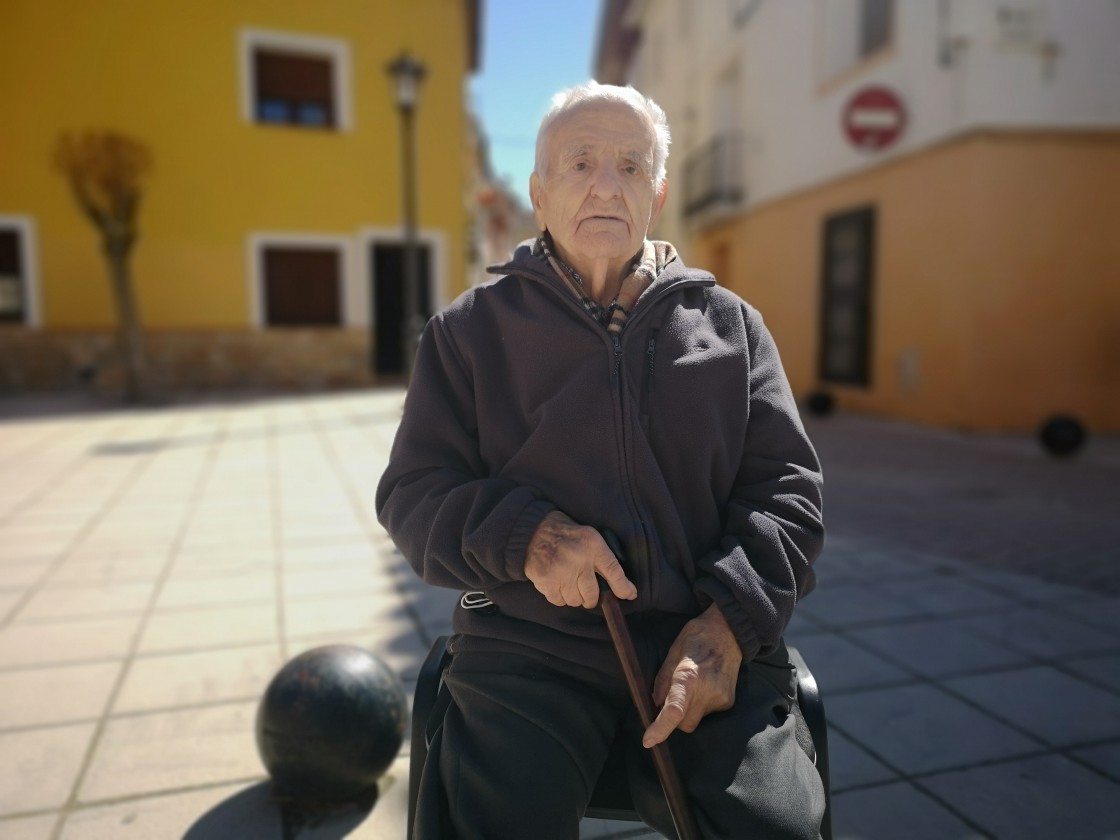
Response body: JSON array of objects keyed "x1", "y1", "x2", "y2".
[{"x1": 0, "y1": 328, "x2": 388, "y2": 395}]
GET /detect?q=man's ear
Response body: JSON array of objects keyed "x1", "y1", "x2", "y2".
[
  {"x1": 649, "y1": 179, "x2": 669, "y2": 230},
  {"x1": 529, "y1": 172, "x2": 547, "y2": 231}
]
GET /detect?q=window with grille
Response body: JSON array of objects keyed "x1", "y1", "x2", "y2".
[
  {"x1": 240, "y1": 29, "x2": 350, "y2": 131},
  {"x1": 253, "y1": 50, "x2": 336, "y2": 129},
  {"x1": 262, "y1": 246, "x2": 342, "y2": 326}
]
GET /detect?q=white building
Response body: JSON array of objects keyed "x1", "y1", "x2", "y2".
[{"x1": 597, "y1": 0, "x2": 1120, "y2": 433}]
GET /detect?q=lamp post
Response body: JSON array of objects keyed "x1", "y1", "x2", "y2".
[{"x1": 386, "y1": 52, "x2": 426, "y2": 383}]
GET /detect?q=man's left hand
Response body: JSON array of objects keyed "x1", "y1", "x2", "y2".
[{"x1": 642, "y1": 604, "x2": 742, "y2": 748}]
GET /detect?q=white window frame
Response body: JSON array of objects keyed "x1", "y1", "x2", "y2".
[
  {"x1": 238, "y1": 28, "x2": 353, "y2": 131},
  {"x1": 0, "y1": 215, "x2": 42, "y2": 328},
  {"x1": 246, "y1": 233, "x2": 354, "y2": 328}
]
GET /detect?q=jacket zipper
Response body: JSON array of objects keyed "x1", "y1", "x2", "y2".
[
  {"x1": 610, "y1": 334, "x2": 624, "y2": 388},
  {"x1": 640, "y1": 328, "x2": 658, "y2": 419}
]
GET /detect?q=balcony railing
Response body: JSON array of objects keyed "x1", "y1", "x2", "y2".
[{"x1": 682, "y1": 132, "x2": 745, "y2": 219}]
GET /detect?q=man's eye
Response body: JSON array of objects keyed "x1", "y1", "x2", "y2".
[
  {"x1": 573, "y1": 161, "x2": 588, "y2": 171},
  {"x1": 623, "y1": 165, "x2": 639, "y2": 175}
]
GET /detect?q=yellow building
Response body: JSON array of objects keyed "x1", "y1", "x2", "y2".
[
  {"x1": 0, "y1": 0, "x2": 480, "y2": 391},
  {"x1": 598, "y1": 0, "x2": 1120, "y2": 435}
]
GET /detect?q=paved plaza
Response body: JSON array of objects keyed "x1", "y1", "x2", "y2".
[{"x1": 0, "y1": 388, "x2": 1118, "y2": 839}]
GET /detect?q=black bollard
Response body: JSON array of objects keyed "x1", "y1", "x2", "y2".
[
  {"x1": 1039, "y1": 415, "x2": 1087, "y2": 458},
  {"x1": 256, "y1": 645, "x2": 408, "y2": 804}
]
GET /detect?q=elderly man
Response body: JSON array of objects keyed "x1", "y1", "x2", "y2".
[{"x1": 377, "y1": 82, "x2": 825, "y2": 839}]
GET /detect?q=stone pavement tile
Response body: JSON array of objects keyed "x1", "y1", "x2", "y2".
[
  {"x1": 826, "y1": 728, "x2": 900, "y2": 791},
  {"x1": 944, "y1": 666, "x2": 1120, "y2": 747},
  {"x1": 71, "y1": 535, "x2": 178, "y2": 561},
  {"x1": 80, "y1": 701, "x2": 264, "y2": 802},
  {"x1": 845, "y1": 619, "x2": 1030, "y2": 679},
  {"x1": 139, "y1": 603, "x2": 277, "y2": 654},
  {"x1": 1064, "y1": 652, "x2": 1120, "y2": 693},
  {"x1": 874, "y1": 576, "x2": 1019, "y2": 616},
  {"x1": 0, "y1": 660, "x2": 122, "y2": 728},
  {"x1": 0, "y1": 813, "x2": 60, "y2": 840},
  {"x1": 0, "y1": 722, "x2": 96, "y2": 815},
  {"x1": 1051, "y1": 593, "x2": 1120, "y2": 636},
  {"x1": 785, "y1": 609, "x2": 827, "y2": 637},
  {"x1": 0, "y1": 558, "x2": 52, "y2": 588},
  {"x1": 60, "y1": 781, "x2": 281, "y2": 839},
  {"x1": 284, "y1": 563, "x2": 398, "y2": 601},
  {"x1": 957, "y1": 607, "x2": 1120, "y2": 659},
  {"x1": 0, "y1": 590, "x2": 21, "y2": 618},
  {"x1": 61, "y1": 779, "x2": 371, "y2": 837},
  {"x1": 283, "y1": 539, "x2": 382, "y2": 568},
  {"x1": 922, "y1": 754, "x2": 1120, "y2": 840},
  {"x1": 0, "y1": 616, "x2": 139, "y2": 667},
  {"x1": 59, "y1": 761, "x2": 409, "y2": 840},
  {"x1": 177, "y1": 532, "x2": 275, "y2": 555},
  {"x1": 825, "y1": 548, "x2": 966, "y2": 582},
  {"x1": 962, "y1": 568, "x2": 1087, "y2": 604},
  {"x1": 0, "y1": 533, "x2": 73, "y2": 559},
  {"x1": 156, "y1": 569, "x2": 274, "y2": 610},
  {"x1": 830, "y1": 781, "x2": 984, "y2": 840},
  {"x1": 1072, "y1": 741, "x2": 1120, "y2": 782},
  {"x1": 171, "y1": 547, "x2": 275, "y2": 575},
  {"x1": 792, "y1": 582, "x2": 930, "y2": 628},
  {"x1": 282, "y1": 521, "x2": 368, "y2": 544},
  {"x1": 283, "y1": 592, "x2": 416, "y2": 639},
  {"x1": 17, "y1": 580, "x2": 156, "y2": 621},
  {"x1": 115, "y1": 643, "x2": 283, "y2": 714},
  {"x1": 287, "y1": 629, "x2": 430, "y2": 683},
  {"x1": 64, "y1": 541, "x2": 173, "y2": 564},
  {"x1": 827, "y1": 684, "x2": 1040, "y2": 775},
  {"x1": 48, "y1": 552, "x2": 168, "y2": 585},
  {"x1": 786, "y1": 633, "x2": 913, "y2": 694}
]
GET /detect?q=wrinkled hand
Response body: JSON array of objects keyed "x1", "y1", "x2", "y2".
[
  {"x1": 643, "y1": 604, "x2": 742, "y2": 748},
  {"x1": 524, "y1": 511, "x2": 638, "y2": 608}
]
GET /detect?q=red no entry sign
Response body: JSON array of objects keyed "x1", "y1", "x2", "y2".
[{"x1": 842, "y1": 86, "x2": 907, "y2": 151}]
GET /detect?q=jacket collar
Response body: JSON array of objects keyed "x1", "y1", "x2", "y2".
[{"x1": 486, "y1": 238, "x2": 715, "y2": 303}]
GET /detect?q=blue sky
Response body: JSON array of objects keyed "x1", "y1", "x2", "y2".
[{"x1": 469, "y1": 0, "x2": 603, "y2": 209}]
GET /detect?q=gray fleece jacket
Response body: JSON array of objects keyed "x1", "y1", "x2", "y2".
[{"x1": 375, "y1": 242, "x2": 823, "y2": 676}]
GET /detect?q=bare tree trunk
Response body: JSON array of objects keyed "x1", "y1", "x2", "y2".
[{"x1": 105, "y1": 235, "x2": 147, "y2": 403}]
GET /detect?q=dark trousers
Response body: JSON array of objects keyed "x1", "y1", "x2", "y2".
[{"x1": 413, "y1": 647, "x2": 825, "y2": 840}]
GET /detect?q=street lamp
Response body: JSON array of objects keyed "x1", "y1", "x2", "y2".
[{"x1": 386, "y1": 52, "x2": 426, "y2": 383}]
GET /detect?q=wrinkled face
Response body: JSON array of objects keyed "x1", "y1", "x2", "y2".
[{"x1": 530, "y1": 101, "x2": 666, "y2": 275}]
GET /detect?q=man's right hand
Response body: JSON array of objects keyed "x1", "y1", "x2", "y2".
[{"x1": 524, "y1": 511, "x2": 638, "y2": 608}]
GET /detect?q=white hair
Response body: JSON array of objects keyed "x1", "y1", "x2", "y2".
[{"x1": 534, "y1": 81, "x2": 671, "y2": 188}]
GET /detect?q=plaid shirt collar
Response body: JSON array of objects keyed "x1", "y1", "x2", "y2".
[{"x1": 533, "y1": 232, "x2": 676, "y2": 335}]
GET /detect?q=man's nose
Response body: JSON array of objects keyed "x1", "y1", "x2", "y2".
[{"x1": 590, "y1": 166, "x2": 622, "y2": 199}]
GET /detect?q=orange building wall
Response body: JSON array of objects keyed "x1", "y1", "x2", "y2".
[{"x1": 693, "y1": 131, "x2": 1120, "y2": 433}]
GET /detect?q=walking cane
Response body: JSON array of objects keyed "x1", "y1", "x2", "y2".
[{"x1": 598, "y1": 530, "x2": 703, "y2": 840}]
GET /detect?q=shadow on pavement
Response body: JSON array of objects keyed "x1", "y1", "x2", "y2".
[{"x1": 183, "y1": 781, "x2": 378, "y2": 839}]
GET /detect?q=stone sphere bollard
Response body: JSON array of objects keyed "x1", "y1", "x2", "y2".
[
  {"x1": 1038, "y1": 415, "x2": 1087, "y2": 458},
  {"x1": 256, "y1": 645, "x2": 408, "y2": 803},
  {"x1": 805, "y1": 390, "x2": 836, "y2": 417}
]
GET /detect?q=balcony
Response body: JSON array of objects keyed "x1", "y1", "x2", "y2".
[{"x1": 682, "y1": 132, "x2": 745, "y2": 220}]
